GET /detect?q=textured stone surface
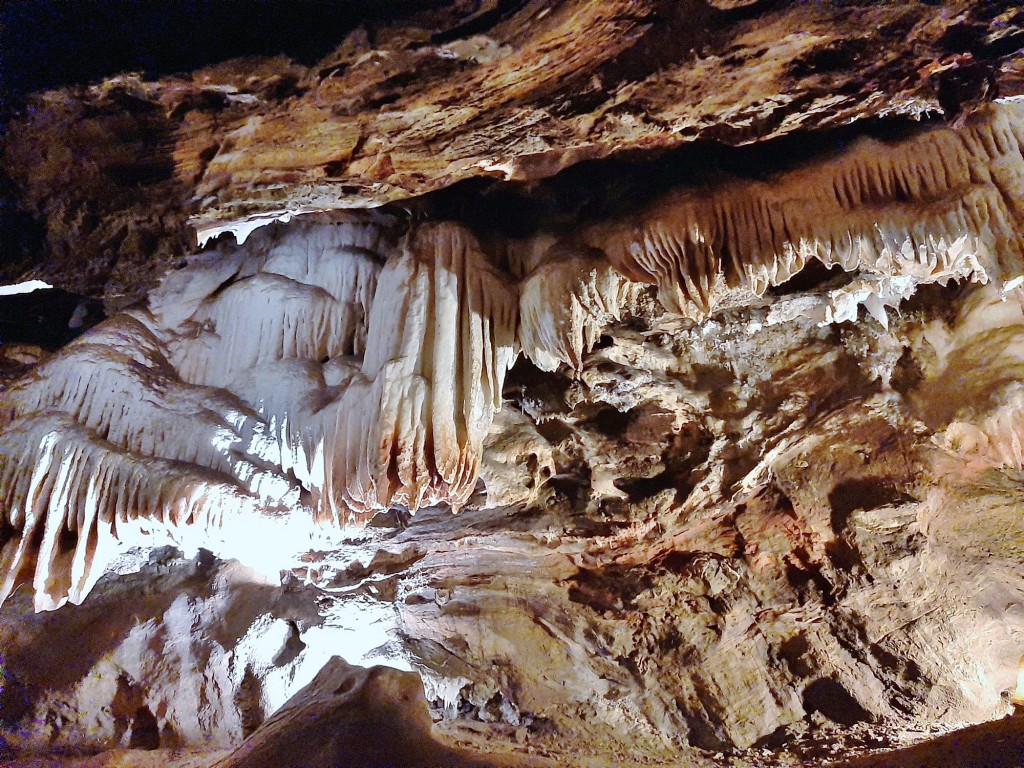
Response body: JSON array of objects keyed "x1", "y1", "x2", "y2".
[
  {"x1": 213, "y1": 656, "x2": 501, "y2": 768},
  {"x1": 4, "y1": 2, "x2": 1024, "y2": 767},
  {"x1": 5, "y1": 1, "x2": 1024, "y2": 306}
]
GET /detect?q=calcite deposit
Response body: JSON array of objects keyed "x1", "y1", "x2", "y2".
[{"x1": 3, "y1": 2, "x2": 1024, "y2": 767}]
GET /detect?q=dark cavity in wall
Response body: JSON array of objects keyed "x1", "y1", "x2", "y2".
[
  {"x1": 802, "y1": 678, "x2": 871, "y2": 726},
  {"x1": 0, "y1": 0, "x2": 457, "y2": 121},
  {"x1": 128, "y1": 705, "x2": 161, "y2": 750},
  {"x1": 407, "y1": 112, "x2": 946, "y2": 240},
  {"x1": 0, "y1": 289, "x2": 104, "y2": 349}
]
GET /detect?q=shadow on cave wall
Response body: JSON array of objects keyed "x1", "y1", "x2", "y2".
[{"x1": 0, "y1": 0, "x2": 462, "y2": 122}]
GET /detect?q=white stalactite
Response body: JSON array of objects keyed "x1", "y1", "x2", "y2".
[
  {"x1": 319, "y1": 222, "x2": 519, "y2": 520},
  {"x1": 0, "y1": 414, "x2": 270, "y2": 611},
  {"x1": 1, "y1": 313, "x2": 296, "y2": 506},
  {"x1": 519, "y1": 252, "x2": 645, "y2": 372}
]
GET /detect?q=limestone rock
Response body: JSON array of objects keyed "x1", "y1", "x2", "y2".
[
  {"x1": 4, "y1": 2, "x2": 1024, "y2": 767},
  {"x1": 6, "y1": 1, "x2": 1024, "y2": 306},
  {"x1": 214, "y1": 656, "x2": 495, "y2": 768}
]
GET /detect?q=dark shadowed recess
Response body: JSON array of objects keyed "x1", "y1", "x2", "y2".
[
  {"x1": 0, "y1": 171, "x2": 43, "y2": 280},
  {"x1": 413, "y1": 112, "x2": 946, "y2": 240},
  {"x1": 0, "y1": 288, "x2": 104, "y2": 348},
  {"x1": 0, "y1": 0, "x2": 457, "y2": 121}
]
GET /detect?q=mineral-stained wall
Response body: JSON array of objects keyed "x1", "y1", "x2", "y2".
[{"x1": 3, "y1": 2, "x2": 1024, "y2": 767}]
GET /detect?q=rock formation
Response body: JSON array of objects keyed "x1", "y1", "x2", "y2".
[{"x1": 3, "y1": 1, "x2": 1024, "y2": 766}]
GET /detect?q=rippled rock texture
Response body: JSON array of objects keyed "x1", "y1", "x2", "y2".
[
  {"x1": 3, "y1": 2, "x2": 1024, "y2": 767},
  {"x1": 6, "y1": 0, "x2": 1024, "y2": 308}
]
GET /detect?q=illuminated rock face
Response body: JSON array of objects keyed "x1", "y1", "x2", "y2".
[
  {"x1": 0, "y1": 216, "x2": 520, "y2": 610},
  {"x1": 5, "y1": 30, "x2": 1024, "y2": 766},
  {"x1": 586, "y1": 106, "x2": 1024, "y2": 320},
  {"x1": 6, "y1": 104, "x2": 1024, "y2": 614}
]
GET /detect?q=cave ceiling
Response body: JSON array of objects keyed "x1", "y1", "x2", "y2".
[
  {"x1": 4, "y1": 0, "x2": 1024, "y2": 307},
  {"x1": 3, "y1": 2, "x2": 1024, "y2": 767}
]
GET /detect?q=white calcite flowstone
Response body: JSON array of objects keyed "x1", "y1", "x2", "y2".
[{"x1": 0, "y1": 216, "x2": 521, "y2": 609}]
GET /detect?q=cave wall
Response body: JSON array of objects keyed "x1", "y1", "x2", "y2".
[{"x1": 3, "y1": 3, "x2": 1024, "y2": 767}]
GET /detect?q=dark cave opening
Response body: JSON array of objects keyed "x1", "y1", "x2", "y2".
[{"x1": 0, "y1": 0, "x2": 460, "y2": 120}]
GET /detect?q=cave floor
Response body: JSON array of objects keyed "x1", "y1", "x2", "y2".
[{"x1": 5, "y1": 714, "x2": 1023, "y2": 768}]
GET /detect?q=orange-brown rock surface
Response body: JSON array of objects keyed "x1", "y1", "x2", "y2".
[
  {"x1": 5, "y1": 1, "x2": 1024, "y2": 306},
  {"x1": 3, "y1": 2, "x2": 1024, "y2": 768}
]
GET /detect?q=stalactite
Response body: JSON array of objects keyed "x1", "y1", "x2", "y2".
[
  {"x1": 583, "y1": 102, "x2": 1024, "y2": 320},
  {"x1": 0, "y1": 414, "x2": 270, "y2": 611},
  {"x1": 1, "y1": 314, "x2": 295, "y2": 505},
  {"x1": 5, "y1": 107, "x2": 1024, "y2": 614},
  {"x1": 518, "y1": 251, "x2": 645, "y2": 372},
  {"x1": 0, "y1": 218, "x2": 522, "y2": 608},
  {"x1": 319, "y1": 222, "x2": 519, "y2": 521}
]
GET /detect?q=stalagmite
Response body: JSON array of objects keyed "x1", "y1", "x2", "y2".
[
  {"x1": 943, "y1": 396, "x2": 1024, "y2": 470},
  {"x1": 923, "y1": 285, "x2": 1024, "y2": 469}
]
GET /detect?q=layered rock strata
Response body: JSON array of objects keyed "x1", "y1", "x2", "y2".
[{"x1": 6, "y1": 1, "x2": 1024, "y2": 308}]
